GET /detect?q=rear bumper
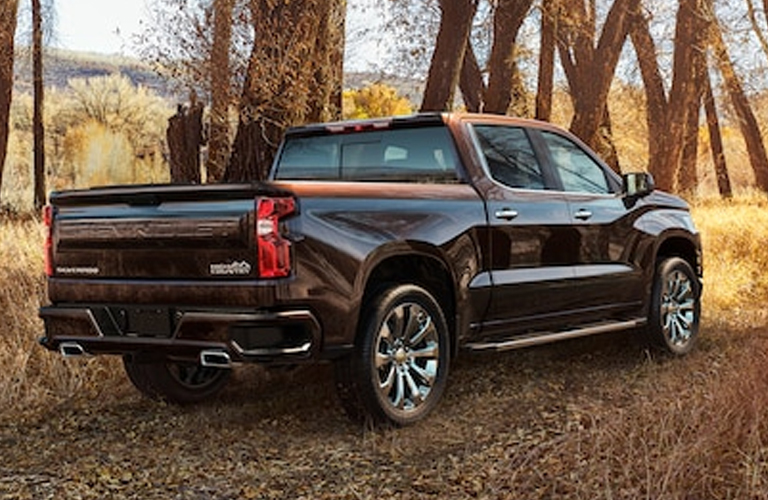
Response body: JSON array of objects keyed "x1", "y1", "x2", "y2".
[{"x1": 39, "y1": 305, "x2": 326, "y2": 364}]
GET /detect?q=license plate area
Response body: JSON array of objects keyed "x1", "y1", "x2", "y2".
[{"x1": 110, "y1": 307, "x2": 173, "y2": 337}]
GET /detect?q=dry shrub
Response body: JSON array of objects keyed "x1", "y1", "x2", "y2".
[{"x1": 0, "y1": 217, "x2": 123, "y2": 418}]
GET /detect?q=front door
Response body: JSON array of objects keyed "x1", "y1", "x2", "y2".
[{"x1": 535, "y1": 130, "x2": 645, "y2": 320}]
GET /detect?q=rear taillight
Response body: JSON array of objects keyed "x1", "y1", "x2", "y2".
[
  {"x1": 255, "y1": 197, "x2": 295, "y2": 278},
  {"x1": 43, "y1": 205, "x2": 54, "y2": 277}
]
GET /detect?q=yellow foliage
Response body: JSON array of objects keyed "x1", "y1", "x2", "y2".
[{"x1": 343, "y1": 83, "x2": 414, "y2": 120}]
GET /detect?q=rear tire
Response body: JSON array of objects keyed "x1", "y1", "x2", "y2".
[
  {"x1": 335, "y1": 284, "x2": 450, "y2": 426},
  {"x1": 123, "y1": 356, "x2": 230, "y2": 405},
  {"x1": 647, "y1": 257, "x2": 701, "y2": 356}
]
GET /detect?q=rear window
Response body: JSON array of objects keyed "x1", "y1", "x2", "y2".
[{"x1": 274, "y1": 126, "x2": 460, "y2": 182}]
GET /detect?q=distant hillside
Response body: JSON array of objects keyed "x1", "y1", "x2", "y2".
[
  {"x1": 13, "y1": 49, "x2": 180, "y2": 99},
  {"x1": 13, "y1": 48, "x2": 423, "y2": 105}
]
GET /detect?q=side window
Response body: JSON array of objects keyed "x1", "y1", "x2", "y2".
[
  {"x1": 473, "y1": 125, "x2": 545, "y2": 190},
  {"x1": 541, "y1": 132, "x2": 611, "y2": 194}
]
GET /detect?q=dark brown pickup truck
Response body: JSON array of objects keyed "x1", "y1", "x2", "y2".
[{"x1": 39, "y1": 113, "x2": 702, "y2": 425}]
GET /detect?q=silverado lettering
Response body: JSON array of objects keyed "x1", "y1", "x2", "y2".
[{"x1": 39, "y1": 113, "x2": 703, "y2": 426}]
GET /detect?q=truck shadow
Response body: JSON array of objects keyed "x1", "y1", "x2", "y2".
[{"x1": 206, "y1": 327, "x2": 658, "y2": 429}]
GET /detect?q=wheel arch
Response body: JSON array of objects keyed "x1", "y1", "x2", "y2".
[
  {"x1": 655, "y1": 233, "x2": 702, "y2": 279},
  {"x1": 355, "y1": 245, "x2": 458, "y2": 358}
]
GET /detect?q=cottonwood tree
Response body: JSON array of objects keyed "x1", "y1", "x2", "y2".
[
  {"x1": 225, "y1": 0, "x2": 344, "y2": 181},
  {"x1": 0, "y1": 0, "x2": 20, "y2": 204},
  {"x1": 206, "y1": 0, "x2": 235, "y2": 182},
  {"x1": 139, "y1": 0, "x2": 252, "y2": 182},
  {"x1": 140, "y1": 0, "x2": 344, "y2": 183},
  {"x1": 745, "y1": 0, "x2": 768, "y2": 60},
  {"x1": 708, "y1": 0, "x2": 768, "y2": 192},
  {"x1": 557, "y1": 0, "x2": 640, "y2": 171},
  {"x1": 702, "y1": 72, "x2": 732, "y2": 197},
  {"x1": 457, "y1": 0, "x2": 534, "y2": 115},
  {"x1": 420, "y1": 0, "x2": 479, "y2": 112},
  {"x1": 420, "y1": 0, "x2": 535, "y2": 114},
  {"x1": 630, "y1": 0, "x2": 709, "y2": 192}
]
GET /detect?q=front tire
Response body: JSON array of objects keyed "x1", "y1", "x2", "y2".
[
  {"x1": 335, "y1": 284, "x2": 450, "y2": 426},
  {"x1": 647, "y1": 257, "x2": 701, "y2": 355},
  {"x1": 123, "y1": 356, "x2": 231, "y2": 405}
]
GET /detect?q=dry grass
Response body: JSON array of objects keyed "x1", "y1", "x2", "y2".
[
  {"x1": 0, "y1": 215, "x2": 121, "y2": 416},
  {"x1": 2, "y1": 195, "x2": 768, "y2": 498},
  {"x1": 693, "y1": 192, "x2": 768, "y2": 327}
]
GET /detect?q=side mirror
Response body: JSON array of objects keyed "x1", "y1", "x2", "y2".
[{"x1": 623, "y1": 172, "x2": 655, "y2": 198}]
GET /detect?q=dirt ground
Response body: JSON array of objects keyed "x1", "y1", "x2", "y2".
[{"x1": 0, "y1": 323, "x2": 764, "y2": 499}]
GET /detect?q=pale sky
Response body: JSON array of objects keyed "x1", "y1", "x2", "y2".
[
  {"x1": 51, "y1": 0, "x2": 386, "y2": 71},
  {"x1": 54, "y1": 0, "x2": 148, "y2": 56}
]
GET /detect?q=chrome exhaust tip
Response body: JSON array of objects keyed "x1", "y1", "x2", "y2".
[
  {"x1": 200, "y1": 350, "x2": 232, "y2": 369},
  {"x1": 59, "y1": 342, "x2": 86, "y2": 358}
]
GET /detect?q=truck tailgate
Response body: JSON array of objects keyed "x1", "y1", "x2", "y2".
[{"x1": 47, "y1": 183, "x2": 291, "y2": 299}]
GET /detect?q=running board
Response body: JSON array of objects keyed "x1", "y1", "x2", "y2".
[{"x1": 464, "y1": 319, "x2": 646, "y2": 353}]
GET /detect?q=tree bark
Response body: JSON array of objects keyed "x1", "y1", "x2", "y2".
[
  {"x1": 226, "y1": 0, "x2": 345, "y2": 182},
  {"x1": 558, "y1": 0, "x2": 639, "y2": 154},
  {"x1": 167, "y1": 103, "x2": 204, "y2": 183},
  {"x1": 206, "y1": 0, "x2": 234, "y2": 183},
  {"x1": 677, "y1": 53, "x2": 707, "y2": 194},
  {"x1": 459, "y1": 42, "x2": 484, "y2": 113},
  {"x1": 710, "y1": 5, "x2": 768, "y2": 192},
  {"x1": 702, "y1": 70, "x2": 731, "y2": 198},
  {"x1": 0, "y1": 0, "x2": 19, "y2": 203},
  {"x1": 421, "y1": 0, "x2": 478, "y2": 112},
  {"x1": 33, "y1": 0, "x2": 46, "y2": 209},
  {"x1": 484, "y1": 0, "x2": 534, "y2": 115},
  {"x1": 596, "y1": 104, "x2": 621, "y2": 173},
  {"x1": 629, "y1": 0, "x2": 707, "y2": 192},
  {"x1": 536, "y1": 0, "x2": 557, "y2": 121},
  {"x1": 307, "y1": 0, "x2": 345, "y2": 123}
]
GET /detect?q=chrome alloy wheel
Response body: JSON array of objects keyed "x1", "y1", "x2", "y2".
[
  {"x1": 660, "y1": 269, "x2": 697, "y2": 348},
  {"x1": 373, "y1": 302, "x2": 440, "y2": 414}
]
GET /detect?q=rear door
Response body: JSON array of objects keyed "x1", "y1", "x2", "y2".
[{"x1": 469, "y1": 124, "x2": 580, "y2": 340}]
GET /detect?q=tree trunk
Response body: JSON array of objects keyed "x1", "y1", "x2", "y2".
[
  {"x1": 226, "y1": 0, "x2": 345, "y2": 181},
  {"x1": 596, "y1": 105, "x2": 621, "y2": 173},
  {"x1": 206, "y1": 0, "x2": 234, "y2": 183},
  {"x1": 702, "y1": 70, "x2": 731, "y2": 198},
  {"x1": 307, "y1": 0, "x2": 345, "y2": 123},
  {"x1": 629, "y1": 7, "x2": 667, "y2": 167},
  {"x1": 710, "y1": 7, "x2": 768, "y2": 192},
  {"x1": 459, "y1": 42, "x2": 484, "y2": 113},
  {"x1": 0, "y1": 0, "x2": 19, "y2": 204},
  {"x1": 558, "y1": 0, "x2": 639, "y2": 152},
  {"x1": 420, "y1": 0, "x2": 478, "y2": 112},
  {"x1": 484, "y1": 0, "x2": 534, "y2": 115},
  {"x1": 167, "y1": 103, "x2": 204, "y2": 183},
  {"x1": 536, "y1": 0, "x2": 557, "y2": 121},
  {"x1": 629, "y1": 0, "x2": 707, "y2": 192},
  {"x1": 677, "y1": 52, "x2": 707, "y2": 194},
  {"x1": 33, "y1": 0, "x2": 46, "y2": 209}
]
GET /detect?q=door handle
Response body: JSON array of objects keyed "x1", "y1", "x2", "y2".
[
  {"x1": 574, "y1": 209, "x2": 593, "y2": 220},
  {"x1": 494, "y1": 208, "x2": 519, "y2": 221}
]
